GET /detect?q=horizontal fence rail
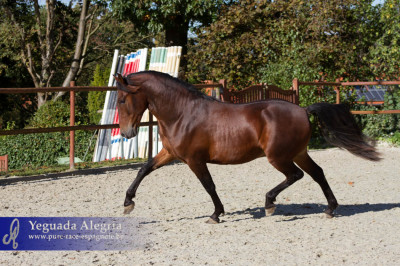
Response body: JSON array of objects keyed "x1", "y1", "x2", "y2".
[
  {"x1": 0, "y1": 123, "x2": 157, "y2": 136},
  {"x1": 1, "y1": 79, "x2": 398, "y2": 171},
  {"x1": 0, "y1": 82, "x2": 224, "y2": 170},
  {"x1": 0, "y1": 86, "x2": 112, "y2": 94},
  {"x1": 292, "y1": 79, "x2": 400, "y2": 114}
]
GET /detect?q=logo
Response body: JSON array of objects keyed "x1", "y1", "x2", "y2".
[
  {"x1": 1, "y1": 217, "x2": 147, "y2": 251},
  {"x1": 2, "y1": 218, "x2": 19, "y2": 249}
]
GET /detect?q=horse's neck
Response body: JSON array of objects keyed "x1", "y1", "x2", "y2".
[{"x1": 146, "y1": 84, "x2": 195, "y2": 123}]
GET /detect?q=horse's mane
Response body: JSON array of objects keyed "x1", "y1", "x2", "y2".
[{"x1": 126, "y1": 71, "x2": 219, "y2": 102}]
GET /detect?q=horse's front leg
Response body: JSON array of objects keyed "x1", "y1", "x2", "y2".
[
  {"x1": 187, "y1": 160, "x2": 225, "y2": 224},
  {"x1": 123, "y1": 148, "x2": 175, "y2": 214}
]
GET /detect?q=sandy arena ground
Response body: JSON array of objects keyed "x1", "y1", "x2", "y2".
[{"x1": 0, "y1": 145, "x2": 399, "y2": 265}]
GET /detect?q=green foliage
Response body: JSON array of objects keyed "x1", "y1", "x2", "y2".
[
  {"x1": 187, "y1": 1, "x2": 273, "y2": 86},
  {"x1": 29, "y1": 100, "x2": 71, "y2": 128},
  {"x1": 28, "y1": 97, "x2": 90, "y2": 128},
  {"x1": 0, "y1": 98, "x2": 95, "y2": 170},
  {"x1": 1, "y1": 156, "x2": 146, "y2": 177},
  {"x1": 354, "y1": 87, "x2": 400, "y2": 137},
  {"x1": 186, "y1": 0, "x2": 383, "y2": 87},
  {"x1": 0, "y1": 0, "x2": 77, "y2": 88},
  {"x1": 0, "y1": 131, "x2": 94, "y2": 170},
  {"x1": 112, "y1": 0, "x2": 233, "y2": 64},
  {"x1": 87, "y1": 64, "x2": 109, "y2": 124},
  {"x1": 385, "y1": 131, "x2": 400, "y2": 146},
  {"x1": 0, "y1": 94, "x2": 35, "y2": 130},
  {"x1": 369, "y1": 0, "x2": 400, "y2": 79},
  {"x1": 112, "y1": 0, "x2": 229, "y2": 33}
]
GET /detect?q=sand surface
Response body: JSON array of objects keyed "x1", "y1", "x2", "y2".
[{"x1": 1, "y1": 146, "x2": 399, "y2": 265}]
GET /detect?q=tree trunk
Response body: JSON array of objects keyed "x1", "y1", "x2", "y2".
[
  {"x1": 53, "y1": 0, "x2": 90, "y2": 101},
  {"x1": 165, "y1": 14, "x2": 189, "y2": 74}
]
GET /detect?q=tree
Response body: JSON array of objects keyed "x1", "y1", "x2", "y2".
[
  {"x1": 0, "y1": 0, "x2": 110, "y2": 107},
  {"x1": 186, "y1": 0, "x2": 382, "y2": 88},
  {"x1": 370, "y1": 0, "x2": 400, "y2": 79},
  {"x1": 1, "y1": 0, "x2": 68, "y2": 107},
  {"x1": 187, "y1": 0, "x2": 303, "y2": 87},
  {"x1": 111, "y1": 0, "x2": 235, "y2": 70},
  {"x1": 87, "y1": 64, "x2": 109, "y2": 124}
]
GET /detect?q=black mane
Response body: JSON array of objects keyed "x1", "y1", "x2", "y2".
[{"x1": 126, "y1": 71, "x2": 219, "y2": 101}]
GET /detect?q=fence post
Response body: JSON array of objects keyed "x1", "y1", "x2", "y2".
[
  {"x1": 148, "y1": 113, "x2": 153, "y2": 159},
  {"x1": 0, "y1": 155, "x2": 8, "y2": 172},
  {"x1": 292, "y1": 78, "x2": 299, "y2": 105},
  {"x1": 334, "y1": 78, "x2": 340, "y2": 104},
  {"x1": 219, "y1": 79, "x2": 229, "y2": 102},
  {"x1": 70, "y1": 81, "x2": 75, "y2": 170}
]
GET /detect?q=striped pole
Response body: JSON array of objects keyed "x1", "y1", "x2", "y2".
[
  {"x1": 95, "y1": 48, "x2": 150, "y2": 162},
  {"x1": 96, "y1": 46, "x2": 182, "y2": 162},
  {"x1": 93, "y1": 49, "x2": 119, "y2": 162},
  {"x1": 173, "y1": 46, "x2": 182, "y2": 78}
]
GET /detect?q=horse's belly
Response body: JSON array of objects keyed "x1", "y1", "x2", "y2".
[{"x1": 208, "y1": 141, "x2": 265, "y2": 164}]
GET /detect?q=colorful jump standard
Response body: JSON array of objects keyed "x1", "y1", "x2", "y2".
[{"x1": 93, "y1": 47, "x2": 182, "y2": 162}]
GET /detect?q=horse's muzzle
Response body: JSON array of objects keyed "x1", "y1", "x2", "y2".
[{"x1": 121, "y1": 126, "x2": 137, "y2": 139}]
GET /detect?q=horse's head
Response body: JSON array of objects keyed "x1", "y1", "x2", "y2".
[{"x1": 114, "y1": 73, "x2": 148, "y2": 139}]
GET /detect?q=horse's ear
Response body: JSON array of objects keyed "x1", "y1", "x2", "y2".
[
  {"x1": 114, "y1": 73, "x2": 140, "y2": 93},
  {"x1": 114, "y1": 73, "x2": 126, "y2": 85}
]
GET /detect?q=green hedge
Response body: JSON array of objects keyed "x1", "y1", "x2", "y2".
[
  {"x1": 353, "y1": 88, "x2": 400, "y2": 138},
  {"x1": 0, "y1": 131, "x2": 95, "y2": 170},
  {"x1": 87, "y1": 64, "x2": 109, "y2": 124},
  {"x1": 0, "y1": 99, "x2": 96, "y2": 170}
]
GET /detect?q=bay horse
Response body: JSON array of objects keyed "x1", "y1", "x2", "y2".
[{"x1": 114, "y1": 71, "x2": 380, "y2": 223}]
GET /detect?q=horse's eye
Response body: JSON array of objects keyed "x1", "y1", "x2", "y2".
[{"x1": 118, "y1": 100, "x2": 125, "y2": 104}]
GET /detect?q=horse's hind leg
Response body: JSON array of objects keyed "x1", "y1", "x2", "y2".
[
  {"x1": 294, "y1": 151, "x2": 338, "y2": 218},
  {"x1": 123, "y1": 148, "x2": 175, "y2": 214},
  {"x1": 265, "y1": 160, "x2": 304, "y2": 216}
]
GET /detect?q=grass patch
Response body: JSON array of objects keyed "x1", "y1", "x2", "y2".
[
  {"x1": 0, "y1": 158, "x2": 147, "y2": 178},
  {"x1": 379, "y1": 132, "x2": 400, "y2": 146}
]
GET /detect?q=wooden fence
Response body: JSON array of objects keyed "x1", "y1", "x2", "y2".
[
  {"x1": 0, "y1": 82, "x2": 223, "y2": 171},
  {"x1": 0, "y1": 155, "x2": 8, "y2": 172},
  {"x1": 226, "y1": 84, "x2": 299, "y2": 104},
  {"x1": 1, "y1": 78, "x2": 398, "y2": 171},
  {"x1": 292, "y1": 79, "x2": 400, "y2": 114}
]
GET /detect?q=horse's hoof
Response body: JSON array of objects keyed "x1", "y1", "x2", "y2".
[
  {"x1": 324, "y1": 212, "x2": 334, "y2": 219},
  {"x1": 265, "y1": 206, "x2": 276, "y2": 216},
  {"x1": 123, "y1": 202, "x2": 135, "y2": 215},
  {"x1": 205, "y1": 217, "x2": 219, "y2": 224}
]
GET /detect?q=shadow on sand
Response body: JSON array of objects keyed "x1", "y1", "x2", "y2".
[
  {"x1": 225, "y1": 202, "x2": 400, "y2": 222},
  {"x1": 140, "y1": 202, "x2": 400, "y2": 224}
]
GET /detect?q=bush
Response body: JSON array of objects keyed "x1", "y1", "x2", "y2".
[
  {"x1": 29, "y1": 100, "x2": 71, "y2": 128},
  {"x1": 386, "y1": 131, "x2": 400, "y2": 146},
  {"x1": 0, "y1": 131, "x2": 94, "y2": 170},
  {"x1": 88, "y1": 91, "x2": 106, "y2": 124},
  {"x1": 87, "y1": 64, "x2": 109, "y2": 124},
  {"x1": 0, "y1": 99, "x2": 95, "y2": 170},
  {"x1": 353, "y1": 87, "x2": 400, "y2": 137},
  {"x1": 29, "y1": 97, "x2": 90, "y2": 127}
]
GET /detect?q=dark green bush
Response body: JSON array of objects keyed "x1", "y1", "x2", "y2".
[
  {"x1": 29, "y1": 100, "x2": 71, "y2": 128},
  {"x1": 353, "y1": 87, "x2": 400, "y2": 137},
  {"x1": 88, "y1": 91, "x2": 106, "y2": 124},
  {"x1": 0, "y1": 131, "x2": 94, "y2": 169},
  {"x1": 87, "y1": 64, "x2": 109, "y2": 124},
  {"x1": 0, "y1": 99, "x2": 95, "y2": 170},
  {"x1": 386, "y1": 131, "x2": 400, "y2": 146},
  {"x1": 28, "y1": 99, "x2": 90, "y2": 128}
]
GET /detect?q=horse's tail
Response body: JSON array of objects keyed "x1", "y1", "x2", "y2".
[{"x1": 306, "y1": 103, "x2": 381, "y2": 161}]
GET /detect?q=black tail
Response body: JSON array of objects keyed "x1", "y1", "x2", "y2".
[{"x1": 307, "y1": 103, "x2": 381, "y2": 161}]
